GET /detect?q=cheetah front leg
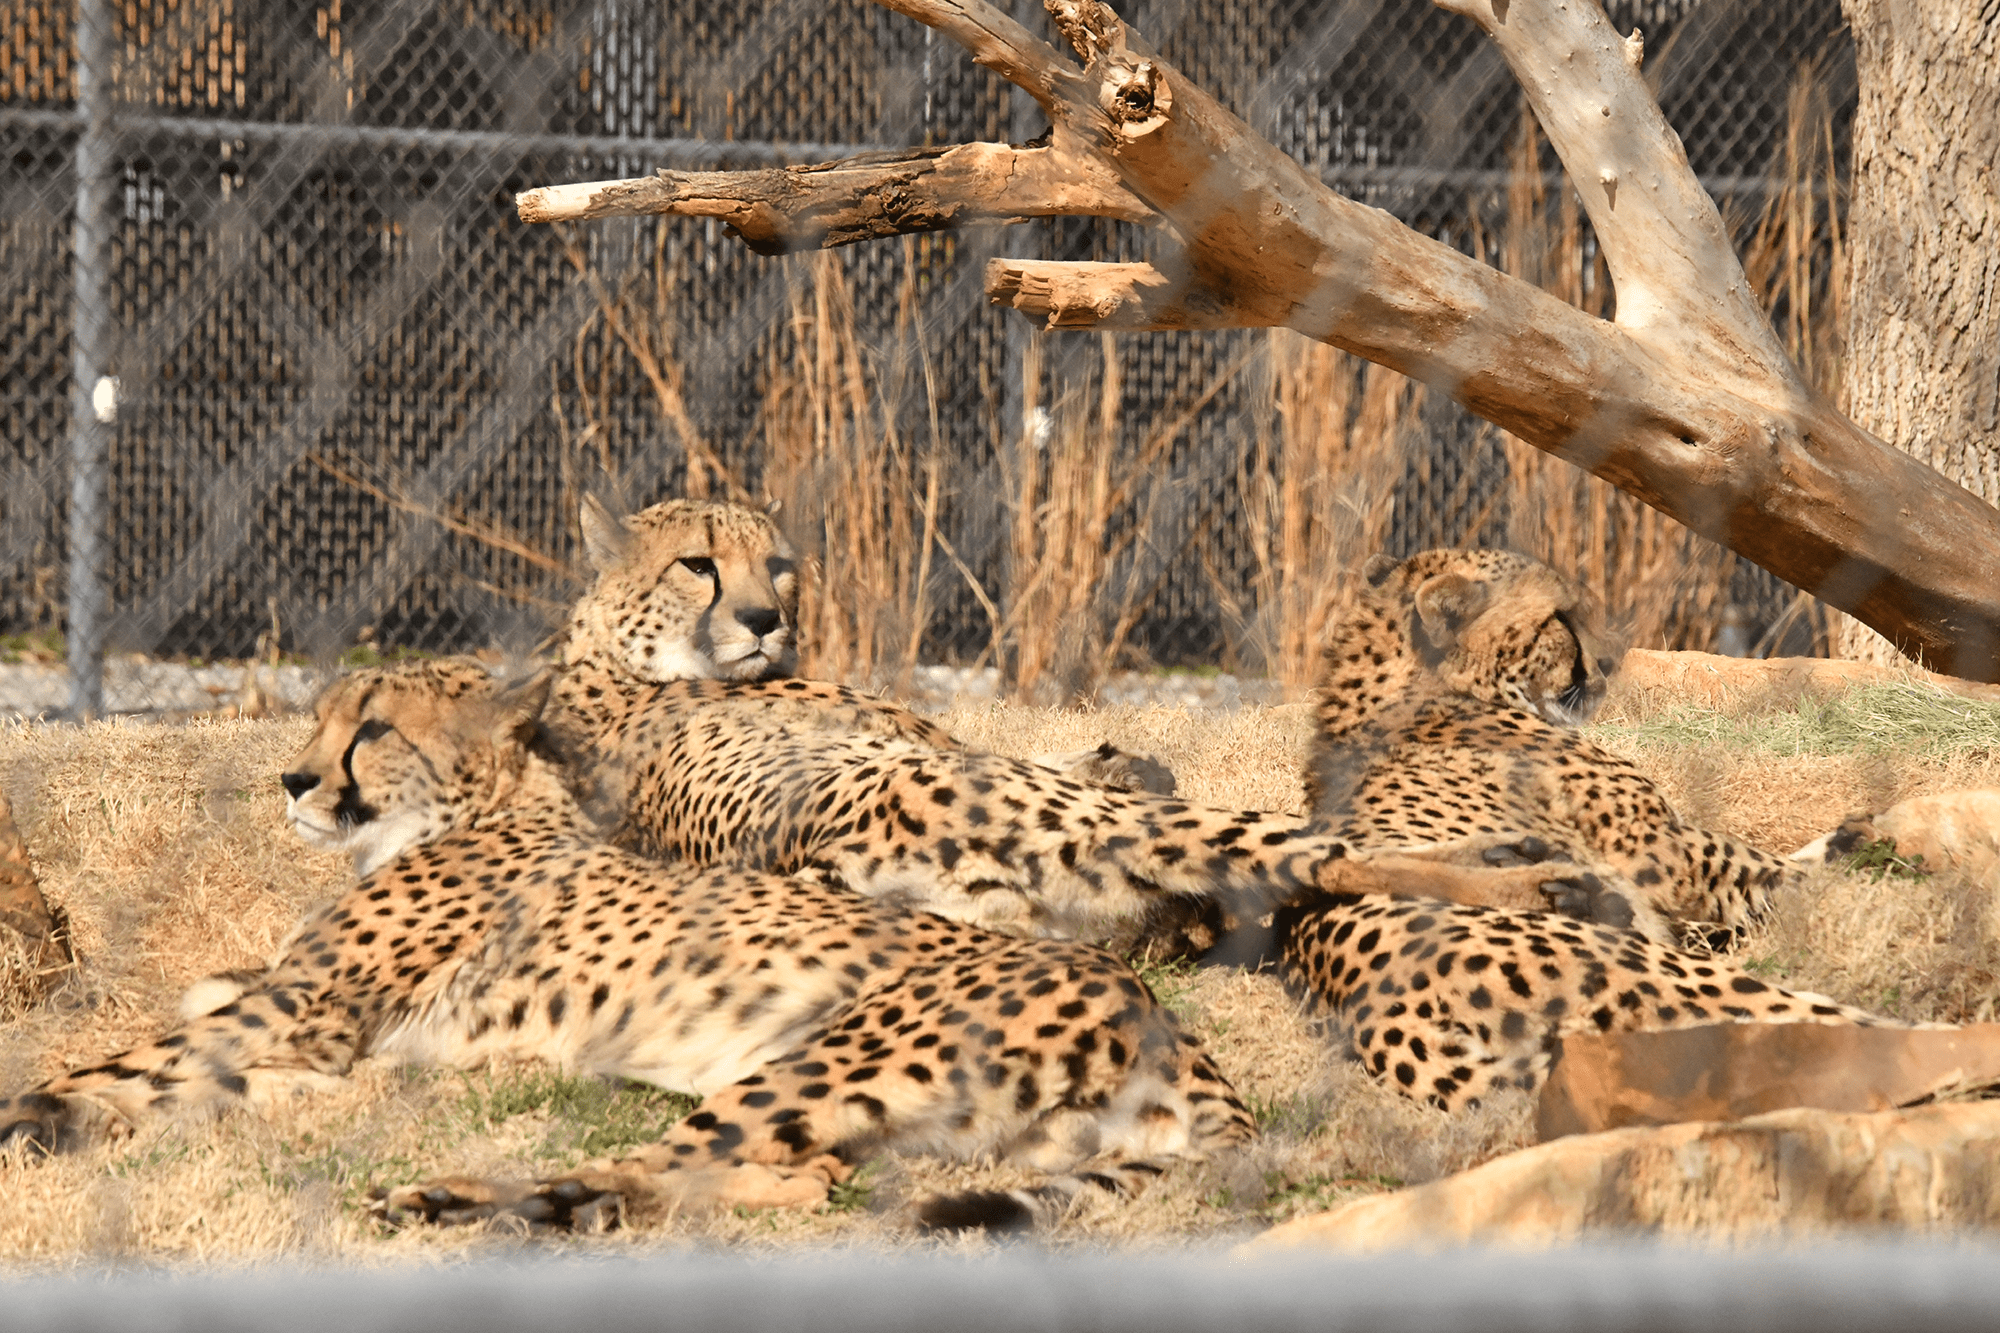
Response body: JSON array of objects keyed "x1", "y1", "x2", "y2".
[
  {"x1": 0, "y1": 974, "x2": 353, "y2": 1154},
  {"x1": 1318, "y1": 847, "x2": 1670, "y2": 939}
]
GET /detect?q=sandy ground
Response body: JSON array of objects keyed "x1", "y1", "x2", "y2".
[{"x1": 0, "y1": 673, "x2": 1995, "y2": 1270}]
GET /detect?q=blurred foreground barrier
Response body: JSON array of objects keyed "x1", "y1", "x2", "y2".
[{"x1": 6, "y1": 1246, "x2": 2000, "y2": 1332}]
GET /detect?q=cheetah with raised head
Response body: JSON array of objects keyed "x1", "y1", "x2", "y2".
[
  {"x1": 566, "y1": 494, "x2": 1169, "y2": 792},
  {"x1": 546, "y1": 510, "x2": 1608, "y2": 953},
  {"x1": 0, "y1": 661, "x2": 1253, "y2": 1232},
  {"x1": 1304, "y1": 549, "x2": 1797, "y2": 945}
]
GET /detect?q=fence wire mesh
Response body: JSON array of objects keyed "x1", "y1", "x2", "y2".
[{"x1": 0, "y1": 0, "x2": 1855, "y2": 714}]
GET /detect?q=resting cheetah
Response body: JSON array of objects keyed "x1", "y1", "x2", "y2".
[
  {"x1": 0, "y1": 662, "x2": 1253, "y2": 1232},
  {"x1": 1273, "y1": 891, "x2": 1883, "y2": 1110},
  {"x1": 567, "y1": 495, "x2": 1169, "y2": 792},
  {"x1": 1304, "y1": 550, "x2": 1796, "y2": 944},
  {"x1": 536, "y1": 507, "x2": 1601, "y2": 953}
]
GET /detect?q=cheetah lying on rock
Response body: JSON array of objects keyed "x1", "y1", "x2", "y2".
[
  {"x1": 1304, "y1": 549, "x2": 1798, "y2": 946},
  {"x1": 0, "y1": 662, "x2": 1255, "y2": 1232},
  {"x1": 544, "y1": 500, "x2": 1602, "y2": 951}
]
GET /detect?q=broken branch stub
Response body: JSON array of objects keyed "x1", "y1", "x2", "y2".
[{"x1": 984, "y1": 259, "x2": 1272, "y2": 330}]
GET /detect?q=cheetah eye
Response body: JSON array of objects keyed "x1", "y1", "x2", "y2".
[
  {"x1": 767, "y1": 557, "x2": 795, "y2": 579},
  {"x1": 354, "y1": 719, "x2": 394, "y2": 743},
  {"x1": 678, "y1": 557, "x2": 718, "y2": 579}
]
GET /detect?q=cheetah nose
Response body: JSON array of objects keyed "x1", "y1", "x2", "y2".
[
  {"x1": 1597, "y1": 657, "x2": 1616, "y2": 676},
  {"x1": 735, "y1": 606, "x2": 782, "y2": 637},
  {"x1": 280, "y1": 772, "x2": 319, "y2": 800}
]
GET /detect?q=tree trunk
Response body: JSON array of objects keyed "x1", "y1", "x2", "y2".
[{"x1": 1835, "y1": 0, "x2": 2000, "y2": 664}]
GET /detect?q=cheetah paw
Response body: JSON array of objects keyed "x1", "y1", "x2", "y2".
[
  {"x1": 0, "y1": 1091, "x2": 124, "y2": 1157},
  {"x1": 1538, "y1": 872, "x2": 1638, "y2": 928},
  {"x1": 1480, "y1": 836, "x2": 1557, "y2": 867},
  {"x1": 372, "y1": 1176, "x2": 623, "y2": 1235}
]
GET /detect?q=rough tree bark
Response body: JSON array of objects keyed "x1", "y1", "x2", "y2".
[
  {"x1": 1833, "y1": 0, "x2": 2000, "y2": 665},
  {"x1": 518, "y1": 0, "x2": 2000, "y2": 682}
]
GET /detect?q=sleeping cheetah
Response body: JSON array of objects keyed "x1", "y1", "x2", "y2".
[
  {"x1": 1305, "y1": 550, "x2": 1796, "y2": 945},
  {"x1": 544, "y1": 506, "x2": 1605, "y2": 953},
  {"x1": 0, "y1": 661, "x2": 1253, "y2": 1232}
]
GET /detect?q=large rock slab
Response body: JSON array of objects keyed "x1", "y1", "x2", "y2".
[
  {"x1": 1612, "y1": 649, "x2": 2000, "y2": 711},
  {"x1": 1239, "y1": 1102, "x2": 2000, "y2": 1254},
  {"x1": 1537, "y1": 1023, "x2": 2000, "y2": 1139},
  {"x1": 1792, "y1": 789, "x2": 2000, "y2": 881}
]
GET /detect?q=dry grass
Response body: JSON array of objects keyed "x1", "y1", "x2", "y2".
[{"x1": 2, "y1": 671, "x2": 1994, "y2": 1269}]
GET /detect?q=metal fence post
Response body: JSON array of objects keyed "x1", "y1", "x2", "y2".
[{"x1": 66, "y1": 0, "x2": 117, "y2": 719}]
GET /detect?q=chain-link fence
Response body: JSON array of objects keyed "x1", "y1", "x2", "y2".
[{"x1": 0, "y1": 0, "x2": 1855, "y2": 715}]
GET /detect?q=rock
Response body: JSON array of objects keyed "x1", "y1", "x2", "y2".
[
  {"x1": 1610, "y1": 650, "x2": 2000, "y2": 713},
  {"x1": 1238, "y1": 1102, "x2": 2000, "y2": 1253},
  {"x1": 1792, "y1": 790, "x2": 2000, "y2": 881},
  {"x1": 1536, "y1": 1023, "x2": 2000, "y2": 1139}
]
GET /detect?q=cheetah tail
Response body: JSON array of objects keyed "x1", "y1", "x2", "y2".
[
  {"x1": 918, "y1": 1051, "x2": 1258, "y2": 1233},
  {"x1": 913, "y1": 1158, "x2": 1181, "y2": 1234}
]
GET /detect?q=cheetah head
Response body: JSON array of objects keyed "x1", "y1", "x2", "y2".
[
  {"x1": 564, "y1": 496, "x2": 800, "y2": 683},
  {"x1": 281, "y1": 660, "x2": 551, "y2": 875},
  {"x1": 1368, "y1": 549, "x2": 1620, "y2": 725}
]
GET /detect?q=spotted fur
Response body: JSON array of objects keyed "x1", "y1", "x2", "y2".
[
  {"x1": 1305, "y1": 550, "x2": 1797, "y2": 944},
  {"x1": 1275, "y1": 892, "x2": 1888, "y2": 1112},
  {"x1": 0, "y1": 662, "x2": 1253, "y2": 1232}
]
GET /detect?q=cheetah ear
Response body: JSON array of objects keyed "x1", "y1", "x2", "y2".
[
  {"x1": 579, "y1": 495, "x2": 633, "y2": 574},
  {"x1": 1361, "y1": 553, "x2": 1400, "y2": 587},
  {"x1": 490, "y1": 671, "x2": 554, "y2": 743},
  {"x1": 1413, "y1": 572, "x2": 1491, "y2": 642}
]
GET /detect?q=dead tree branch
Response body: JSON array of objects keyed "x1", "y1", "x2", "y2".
[
  {"x1": 516, "y1": 0, "x2": 2000, "y2": 680},
  {"x1": 518, "y1": 142, "x2": 1155, "y2": 253}
]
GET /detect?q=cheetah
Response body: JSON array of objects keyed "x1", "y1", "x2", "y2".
[
  {"x1": 544, "y1": 506, "x2": 1603, "y2": 954},
  {"x1": 1272, "y1": 891, "x2": 1885, "y2": 1111},
  {"x1": 0, "y1": 661, "x2": 1254, "y2": 1232},
  {"x1": 566, "y1": 495, "x2": 1170, "y2": 792},
  {"x1": 1304, "y1": 549, "x2": 1797, "y2": 945}
]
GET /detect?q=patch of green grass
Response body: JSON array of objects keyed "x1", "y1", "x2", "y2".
[
  {"x1": 824, "y1": 1159, "x2": 882, "y2": 1213},
  {"x1": 259, "y1": 1134, "x2": 420, "y2": 1202},
  {"x1": 338, "y1": 644, "x2": 435, "y2": 669},
  {"x1": 456, "y1": 1067, "x2": 698, "y2": 1163},
  {"x1": 0, "y1": 630, "x2": 64, "y2": 664},
  {"x1": 1742, "y1": 953, "x2": 1800, "y2": 981},
  {"x1": 1591, "y1": 681, "x2": 2000, "y2": 757},
  {"x1": 1256, "y1": 1170, "x2": 1400, "y2": 1222},
  {"x1": 1844, "y1": 835, "x2": 1931, "y2": 882},
  {"x1": 1244, "y1": 1090, "x2": 1331, "y2": 1139},
  {"x1": 1129, "y1": 955, "x2": 1201, "y2": 1019}
]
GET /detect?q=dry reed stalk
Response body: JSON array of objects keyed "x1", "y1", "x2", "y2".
[
  {"x1": 995, "y1": 336, "x2": 1260, "y2": 700},
  {"x1": 993, "y1": 331, "x2": 1119, "y2": 701},
  {"x1": 1219, "y1": 334, "x2": 1413, "y2": 688},
  {"x1": 562, "y1": 224, "x2": 748, "y2": 502},
  {"x1": 758, "y1": 245, "x2": 943, "y2": 685}
]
